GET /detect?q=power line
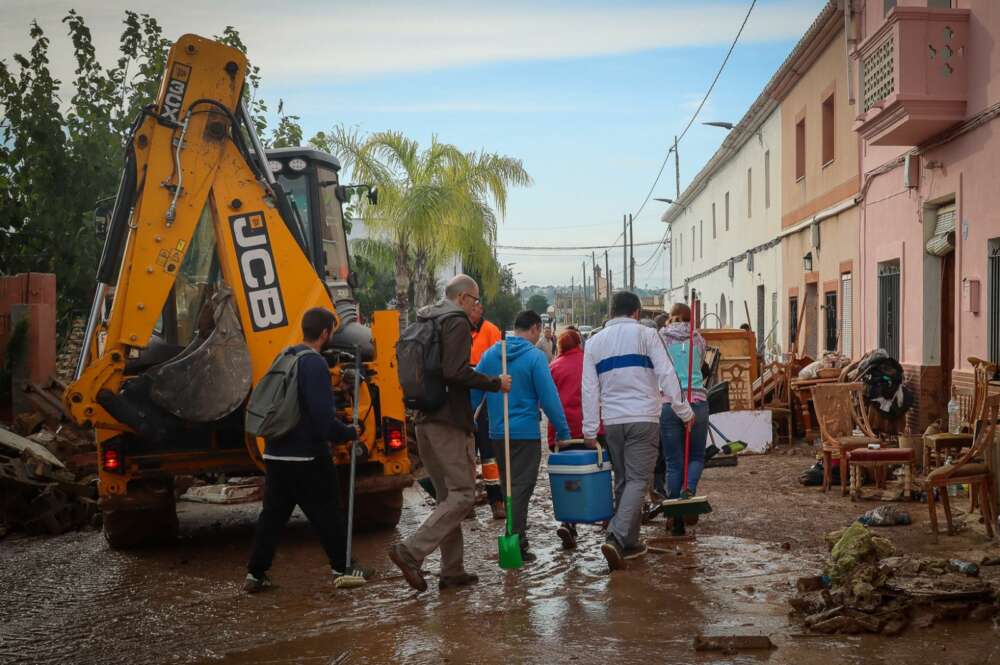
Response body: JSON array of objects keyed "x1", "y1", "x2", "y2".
[
  {"x1": 628, "y1": 0, "x2": 758, "y2": 223},
  {"x1": 497, "y1": 240, "x2": 665, "y2": 251}
]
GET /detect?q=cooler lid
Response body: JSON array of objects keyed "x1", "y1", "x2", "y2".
[{"x1": 548, "y1": 450, "x2": 599, "y2": 466}]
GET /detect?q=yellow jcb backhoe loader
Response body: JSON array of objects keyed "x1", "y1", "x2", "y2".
[{"x1": 63, "y1": 34, "x2": 411, "y2": 547}]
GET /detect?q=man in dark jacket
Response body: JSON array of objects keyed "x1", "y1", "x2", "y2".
[
  {"x1": 389, "y1": 275, "x2": 511, "y2": 592},
  {"x1": 244, "y1": 307, "x2": 365, "y2": 592}
]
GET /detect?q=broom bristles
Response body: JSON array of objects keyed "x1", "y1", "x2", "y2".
[
  {"x1": 333, "y1": 575, "x2": 368, "y2": 589},
  {"x1": 656, "y1": 495, "x2": 713, "y2": 518}
]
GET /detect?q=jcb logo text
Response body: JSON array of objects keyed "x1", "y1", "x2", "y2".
[{"x1": 231, "y1": 212, "x2": 288, "y2": 332}]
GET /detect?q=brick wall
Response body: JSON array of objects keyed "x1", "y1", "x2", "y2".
[{"x1": 902, "y1": 364, "x2": 945, "y2": 434}]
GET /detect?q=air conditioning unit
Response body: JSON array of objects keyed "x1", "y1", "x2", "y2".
[
  {"x1": 728, "y1": 259, "x2": 735, "y2": 280},
  {"x1": 747, "y1": 251, "x2": 754, "y2": 272},
  {"x1": 811, "y1": 223, "x2": 821, "y2": 250}
]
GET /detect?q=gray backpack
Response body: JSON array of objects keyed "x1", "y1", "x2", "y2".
[{"x1": 245, "y1": 347, "x2": 319, "y2": 439}]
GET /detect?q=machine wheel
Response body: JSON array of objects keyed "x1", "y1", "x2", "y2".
[
  {"x1": 352, "y1": 488, "x2": 404, "y2": 531},
  {"x1": 102, "y1": 479, "x2": 179, "y2": 548}
]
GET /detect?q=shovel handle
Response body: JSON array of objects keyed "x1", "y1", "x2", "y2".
[{"x1": 501, "y1": 341, "x2": 512, "y2": 499}]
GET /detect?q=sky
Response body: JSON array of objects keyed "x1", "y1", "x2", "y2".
[{"x1": 2, "y1": 0, "x2": 827, "y2": 290}]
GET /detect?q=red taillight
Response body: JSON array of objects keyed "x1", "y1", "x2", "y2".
[
  {"x1": 102, "y1": 448, "x2": 121, "y2": 472},
  {"x1": 387, "y1": 428, "x2": 405, "y2": 451}
]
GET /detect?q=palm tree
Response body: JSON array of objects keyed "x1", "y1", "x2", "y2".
[{"x1": 313, "y1": 127, "x2": 531, "y2": 324}]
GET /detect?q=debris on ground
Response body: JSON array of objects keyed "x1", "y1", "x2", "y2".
[
  {"x1": 790, "y1": 523, "x2": 1000, "y2": 635},
  {"x1": 857, "y1": 504, "x2": 912, "y2": 527},
  {"x1": 693, "y1": 634, "x2": 775, "y2": 653},
  {"x1": 55, "y1": 318, "x2": 85, "y2": 383},
  {"x1": 0, "y1": 414, "x2": 97, "y2": 536},
  {"x1": 180, "y1": 477, "x2": 265, "y2": 504}
]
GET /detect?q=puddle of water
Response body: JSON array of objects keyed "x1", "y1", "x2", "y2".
[{"x1": 1, "y1": 455, "x2": 998, "y2": 665}]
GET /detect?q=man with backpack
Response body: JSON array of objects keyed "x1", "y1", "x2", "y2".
[
  {"x1": 390, "y1": 274, "x2": 511, "y2": 592},
  {"x1": 244, "y1": 307, "x2": 368, "y2": 592}
]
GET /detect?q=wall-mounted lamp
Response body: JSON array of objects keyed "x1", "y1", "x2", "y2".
[{"x1": 803, "y1": 251, "x2": 814, "y2": 272}]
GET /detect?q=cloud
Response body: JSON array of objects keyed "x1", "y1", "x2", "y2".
[{"x1": 2, "y1": 1, "x2": 823, "y2": 86}]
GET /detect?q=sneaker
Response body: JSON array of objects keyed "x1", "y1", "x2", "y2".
[
  {"x1": 490, "y1": 500, "x2": 506, "y2": 521},
  {"x1": 439, "y1": 572, "x2": 479, "y2": 590},
  {"x1": 556, "y1": 525, "x2": 577, "y2": 550},
  {"x1": 623, "y1": 541, "x2": 648, "y2": 559},
  {"x1": 243, "y1": 572, "x2": 272, "y2": 593},
  {"x1": 520, "y1": 549, "x2": 538, "y2": 563},
  {"x1": 332, "y1": 564, "x2": 375, "y2": 581},
  {"x1": 601, "y1": 535, "x2": 626, "y2": 571},
  {"x1": 388, "y1": 543, "x2": 428, "y2": 592}
]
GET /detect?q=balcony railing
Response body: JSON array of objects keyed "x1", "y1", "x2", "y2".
[{"x1": 855, "y1": 6, "x2": 970, "y2": 146}]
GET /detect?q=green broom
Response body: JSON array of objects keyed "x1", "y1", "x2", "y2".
[{"x1": 656, "y1": 312, "x2": 713, "y2": 522}]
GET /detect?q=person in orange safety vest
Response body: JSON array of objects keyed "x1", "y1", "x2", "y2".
[{"x1": 470, "y1": 301, "x2": 504, "y2": 520}]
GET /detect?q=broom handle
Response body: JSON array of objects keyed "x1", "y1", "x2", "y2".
[
  {"x1": 501, "y1": 341, "x2": 512, "y2": 522},
  {"x1": 683, "y1": 316, "x2": 695, "y2": 493},
  {"x1": 346, "y1": 346, "x2": 361, "y2": 568}
]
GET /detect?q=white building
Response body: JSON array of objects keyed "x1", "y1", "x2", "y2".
[{"x1": 663, "y1": 95, "x2": 783, "y2": 356}]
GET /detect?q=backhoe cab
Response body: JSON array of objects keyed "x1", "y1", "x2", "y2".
[{"x1": 64, "y1": 35, "x2": 410, "y2": 548}]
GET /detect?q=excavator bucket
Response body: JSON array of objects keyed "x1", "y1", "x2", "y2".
[{"x1": 148, "y1": 285, "x2": 252, "y2": 422}]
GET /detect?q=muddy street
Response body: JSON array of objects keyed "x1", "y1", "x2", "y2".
[{"x1": 1, "y1": 453, "x2": 997, "y2": 665}]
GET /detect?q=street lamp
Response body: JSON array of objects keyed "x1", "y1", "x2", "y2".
[{"x1": 702, "y1": 121, "x2": 735, "y2": 130}]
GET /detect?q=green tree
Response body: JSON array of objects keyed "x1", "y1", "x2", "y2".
[
  {"x1": 314, "y1": 127, "x2": 531, "y2": 324},
  {"x1": 0, "y1": 13, "x2": 276, "y2": 329},
  {"x1": 526, "y1": 294, "x2": 549, "y2": 315}
]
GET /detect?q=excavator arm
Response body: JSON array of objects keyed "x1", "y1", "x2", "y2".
[{"x1": 65, "y1": 34, "x2": 337, "y2": 432}]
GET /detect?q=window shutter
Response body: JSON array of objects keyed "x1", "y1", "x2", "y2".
[
  {"x1": 926, "y1": 203, "x2": 956, "y2": 256},
  {"x1": 841, "y1": 273, "x2": 853, "y2": 357}
]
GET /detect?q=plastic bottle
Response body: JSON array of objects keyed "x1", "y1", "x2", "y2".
[
  {"x1": 949, "y1": 559, "x2": 980, "y2": 576},
  {"x1": 945, "y1": 456, "x2": 959, "y2": 496},
  {"x1": 947, "y1": 390, "x2": 961, "y2": 434}
]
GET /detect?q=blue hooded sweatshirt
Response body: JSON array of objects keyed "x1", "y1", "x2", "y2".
[{"x1": 471, "y1": 335, "x2": 572, "y2": 442}]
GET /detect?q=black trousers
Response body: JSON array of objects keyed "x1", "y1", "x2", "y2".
[{"x1": 247, "y1": 457, "x2": 348, "y2": 576}]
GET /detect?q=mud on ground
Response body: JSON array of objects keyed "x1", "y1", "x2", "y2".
[{"x1": 1, "y1": 450, "x2": 999, "y2": 665}]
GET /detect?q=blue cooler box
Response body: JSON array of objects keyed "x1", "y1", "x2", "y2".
[{"x1": 548, "y1": 449, "x2": 613, "y2": 523}]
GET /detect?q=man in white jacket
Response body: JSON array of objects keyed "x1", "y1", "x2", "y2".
[{"x1": 582, "y1": 291, "x2": 693, "y2": 570}]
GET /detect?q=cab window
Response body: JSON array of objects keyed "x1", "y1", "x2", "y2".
[{"x1": 317, "y1": 166, "x2": 351, "y2": 283}]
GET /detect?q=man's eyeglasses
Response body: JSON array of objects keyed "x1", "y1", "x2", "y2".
[{"x1": 463, "y1": 293, "x2": 481, "y2": 304}]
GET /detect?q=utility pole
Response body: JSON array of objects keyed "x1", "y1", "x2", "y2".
[
  {"x1": 629, "y1": 213, "x2": 635, "y2": 290},
  {"x1": 581, "y1": 262, "x2": 587, "y2": 326},
  {"x1": 674, "y1": 135, "x2": 681, "y2": 200},
  {"x1": 605, "y1": 250, "x2": 611, "y2": 319},
  {"x1": 591, "y1": 251, "x2": 598, "y2": 314},
  {"x1": 608, "y1": 270, "x2": 613, "y2": 319},
  {"x1": 622, "y1": 215, "x2": 628, "y2": 289},
  {"x1": 571, "y1": 276, "x2": 575, "y2": 325}
]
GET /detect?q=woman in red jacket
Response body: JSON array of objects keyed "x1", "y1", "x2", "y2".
[{"x1": 547, "y1": 329, "x2": 603, "y2": 549}]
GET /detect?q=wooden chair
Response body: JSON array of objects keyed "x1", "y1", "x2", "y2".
[
  {"x1": 812, "y1": 383, "x2": 881, "y2": 496},
  {"x1": 756, "y1": 361, "x2": 794, "y2": 447},
  {"x1": 925, "y1": 393, "x2": 999, "y2": 538},
  {"x1": 924, "y1": 357, "x2": 998, "y2": 471},
  {"x1": 846, "y1": 447, "x2": 915, "y2": 502}
]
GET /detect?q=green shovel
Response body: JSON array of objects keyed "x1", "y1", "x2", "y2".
[{"x1": 497, "y1": 339, "x2": 523, "y2": 570}]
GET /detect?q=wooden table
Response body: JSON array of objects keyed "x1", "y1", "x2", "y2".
[{"x1": 790, "y1": 376, "x2": 839, "y2": 440}]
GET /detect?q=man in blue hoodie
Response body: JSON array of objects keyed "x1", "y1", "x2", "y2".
[{"x1": 472, "y1": 310, "x2": 571, "y2": 561}]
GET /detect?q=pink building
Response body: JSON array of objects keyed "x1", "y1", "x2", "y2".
[{"x1": 854, "y1": 0, "x2": 1000, "y2": 431}]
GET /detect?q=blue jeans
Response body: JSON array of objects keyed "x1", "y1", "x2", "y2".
[{"x1": 660, "y1": 401, "x2": 709, "y2": 498}]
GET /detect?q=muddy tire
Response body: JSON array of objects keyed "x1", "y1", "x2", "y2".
[
  {"x1": 352, "y1": 488, "x2": 404, "y2": 531},
  {"x1": 102, "y1": 480, "x2": 179, "y2": 549}
]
